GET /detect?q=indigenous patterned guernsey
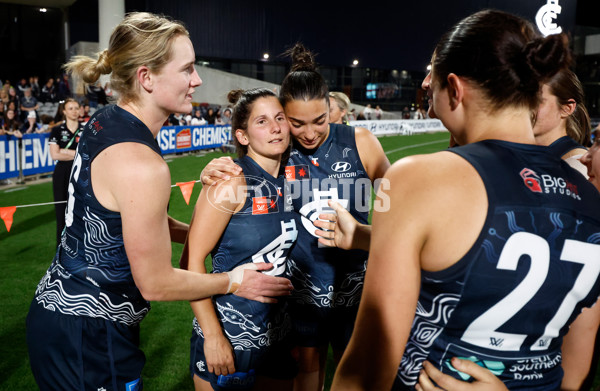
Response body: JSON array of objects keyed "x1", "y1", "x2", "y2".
[
  {"x1": 191, "y1": 155, "x2": 299, "y2": 385},
  {"x1": 285, "y1": 123, "x2": 370, "y2": 348},
  {"x1": 32, "y1": 105, "x2": 156, "y2": 326},
  {"x1": 394, "y1": 140, "x2": 600, "y2": 390}
]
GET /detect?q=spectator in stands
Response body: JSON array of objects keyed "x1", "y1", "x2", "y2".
[
  {"x1": 39, "y1": 114, "x2": 54, "y2": 132},
  {"x1": 362, "y1": 103, "x2": 373, "y2": 120},
  {"x1": 205, "y1": 107, "x2": 217, "y2": 124},
  {"x1": 2, "y1": 108, "x2": 23, "y2": 138},
  {"x1": 8, "y1": 86, "x2": 19, "y2": 109},
  {"x1": 329, "y1": 91, "x2": 351, "y2": 125},
  {"x1": 57, "y1": 73, "x2": 71, "y2": 101},
  {"x1": 85, "y1": 81, "x2": 105, "y2": 108},
  {"x1": 374, "y1": 105, "x2": 383, "y2": 120},
  {"x1": 30, "y1": 76, "x2": 40, "y2": 98},
  {"x1": 40, "y1": 78, "x2": 57, "y2": 103},
  {"x1": 78, "y1": 102, "x2": 91, "y2": 124},
  {"x1": 21, "y1": 111, "x2": 44, "y2": 134},
  {"x1": 6, "y1": 101, "x2": 19, "y2": 121},
  {"x1": 21, "y1": 110, "x2": 44, "y2": 134},
  {"x1": 348, "y1": 108, "x2": 357, "y2": 121},
  {"x1": 190, "y1": 109, "x2": 206, "y2": 125},
  {"x1": 0, "y1": 89, "x2": 8, "y2": 110},
  {"x1": 17, "y1": 78, "x2": 29, "y2": 97},
  {"x1": 174, "y1": 112, "x2": 186, "y2": 125},
  {"x1": 220, "y1": 107, "x2": 232, "y2": 125},
  {"x1": 20, "y1": 87, "x2": 39, "y2": 121}
]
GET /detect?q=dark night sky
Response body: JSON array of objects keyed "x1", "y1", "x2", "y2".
[
  {"x1": 74, "y1": 0, "x2": 588, "y2": 71},
  {"x1": 1, "y1": 0, "x2": 598, "y2": 83}
]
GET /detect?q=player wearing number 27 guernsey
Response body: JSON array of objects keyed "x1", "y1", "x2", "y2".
[{"x1": 394, "y1": 140, "x2": 600, "y2": 390}]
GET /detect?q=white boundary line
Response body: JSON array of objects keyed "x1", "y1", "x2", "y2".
[{"x1": 385, "y1": 139, "x2": 449, "y2": 155}]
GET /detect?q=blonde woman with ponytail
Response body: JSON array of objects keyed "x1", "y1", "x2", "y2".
[{"x1": 26, "y1": 12, "x2": 292, "y2": 390}]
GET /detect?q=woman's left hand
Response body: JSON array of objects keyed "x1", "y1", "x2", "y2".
[
  {"x1": 416, "y1": 359, "x2": 508, "y2": 391},
  {"x1": 203, "y1": 333, "x2": 236, "y2": 376}
]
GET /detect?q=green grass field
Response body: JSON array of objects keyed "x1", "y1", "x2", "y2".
[{"x1": 1, "y1": 131, "x2": 597, "y2": 390}]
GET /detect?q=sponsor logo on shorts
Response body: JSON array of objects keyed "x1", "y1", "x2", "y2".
[
  {"x1": 444, "y1": 356, "x2": 505, "y2": 381},
  {"x1": 196, "y1": 360, "x2": 206, "y2": 372}
]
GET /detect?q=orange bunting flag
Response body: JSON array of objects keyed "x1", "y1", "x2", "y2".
[
  {"x1": 176, "y1": 181, "x2": 195, "y2": 205},
  {"x1": 0, "y1": 206, "x2": 17, "y2": 232}
]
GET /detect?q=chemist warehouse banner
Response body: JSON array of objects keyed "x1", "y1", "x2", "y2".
[
  {"x1": 0, "y1": 125, "x2": 232, "y2": 180},
  {"x1": 0, "y1": 134, "x2": 54, "y2": 180},
  {"x1": 157, "y1": 124, "x2": 232, "y2": 154}
]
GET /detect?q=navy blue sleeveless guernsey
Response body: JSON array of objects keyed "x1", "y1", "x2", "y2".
[
  {"x1": 394, "y1": 140, "x2": 600, "y2": 390},
  {"x1": 548, "y1": 135, "x2": 586, "y2": 157},
  {"x1": 285, "y1": 123, "x2": 370, "y2": 310},
  {"x1": 32, "y1": 105, "x2": 158, "y2": 326},
  {"x1": 192, "y1": 155, "x2": 298, "y2": 360}
]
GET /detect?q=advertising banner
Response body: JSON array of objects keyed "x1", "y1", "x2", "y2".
[
  {"x1": 0, "y1": 134, "x2": 55, "y2": 180},
  {"x1": 349, "y1": 119, "x2": 447, "y2": 136},
  {"x1": 157, "y1": 125, "x2": 232, "y2": 154}
]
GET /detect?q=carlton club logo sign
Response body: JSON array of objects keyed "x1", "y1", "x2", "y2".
[{"x1": 536, "y1": 0, "x2": 562, "y2": 37}]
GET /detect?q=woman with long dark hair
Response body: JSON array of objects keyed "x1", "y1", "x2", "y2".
[{"x1": 331, "y1": 9, "x2": 600, "y2": 391}]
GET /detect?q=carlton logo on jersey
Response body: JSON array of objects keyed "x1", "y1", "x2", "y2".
[
  {"x1": 252, "y1": 219, "x2": 298, "y2": 275},
  {"x1": 520, "y1": 168, "x2": 581, "y2": 200},
  {"x1": 298, "y1": 188, "x2": 348, "y2": 240}
]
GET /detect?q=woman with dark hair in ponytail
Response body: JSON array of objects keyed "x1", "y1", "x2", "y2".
[
  {"x1": 200, "y1": 43, "x2": 390, "y2": 391},
  {"x1": 329, "y1": 9, "x2": 600, "y2": 391},
  {"x1": 182, "y1": 87, "x2": 299, "y2": 391}
]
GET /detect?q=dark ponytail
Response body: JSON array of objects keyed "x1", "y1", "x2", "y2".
[
  {"x1": 279, "y1": 43, "x2": 329, "y2": 108},
  {"x1": 433, "y1": 9, "x2": 572, "y2": 112}
]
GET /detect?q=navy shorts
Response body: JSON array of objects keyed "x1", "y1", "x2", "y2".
[
  {"x1": 190, "y1": 330, "x2": 297, "y2": 390},
  {"x1": 289, "y1": 304, "x2": 358, "y2": 351},
  {"x1": 26, "y1": 300, "x2": 144, "y2": 391}
]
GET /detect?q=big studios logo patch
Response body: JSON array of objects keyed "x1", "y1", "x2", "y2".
[{"x1": 520, "y1": 168, "x2": 580, "y2": 200}]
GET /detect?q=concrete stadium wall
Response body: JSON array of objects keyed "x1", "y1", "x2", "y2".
[{"x1": 191, "y1": 66, "x2": 281, "y2": 107}]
